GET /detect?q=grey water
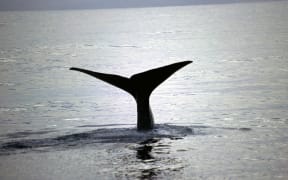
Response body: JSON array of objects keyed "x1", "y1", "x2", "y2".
[{"x1": 0, "y1": 1, "x2": 288, "y2": 179}]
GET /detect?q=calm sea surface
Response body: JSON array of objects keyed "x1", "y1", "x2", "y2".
[{"x1": 0, "y1": 1, "x2": 288, "y2": 179}]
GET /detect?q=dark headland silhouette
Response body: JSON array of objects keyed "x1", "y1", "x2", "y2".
[{"x1": 70, "y1": 61, "x2": 192, "y2": 131}]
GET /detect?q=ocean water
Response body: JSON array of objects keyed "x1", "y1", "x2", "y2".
[{"x1": 0, "y1": 1, "x2": 288, "y2": 179}]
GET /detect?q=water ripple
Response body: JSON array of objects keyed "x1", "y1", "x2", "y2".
[{"x1": 0, "y1": 124, "x2": 250, "y2": 156}]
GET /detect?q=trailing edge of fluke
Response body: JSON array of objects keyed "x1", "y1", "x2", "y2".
[{"x1": 70, "y1": 60, "x2": 192, "y2": 131}]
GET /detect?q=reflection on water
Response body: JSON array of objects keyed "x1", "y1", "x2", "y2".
[
  {"x1": 134, "y1": 136, "x2": 190, "y2": 179},
  {"x1": 137, "y1": 144, "x2": 154, "y2": 160},
  {"x1": 137, "y1": 139, "x2": 157, "y2": 161},
  {"x1": 134, "y1": 137, "x2": 185, "y2": 179},
  {"x1": 1, "y1": 124, "x2": 195, "y2": 178},
  {"x1": 0, "y1": 120, "x2": 253, "y2": 178},
  {"x1": 136, "y1": 138, "x2": 159, "y2": 179}
]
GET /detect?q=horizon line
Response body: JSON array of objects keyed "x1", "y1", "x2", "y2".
[{"x1": 0, "y1": 0, "x2": 285, "y2": 11}]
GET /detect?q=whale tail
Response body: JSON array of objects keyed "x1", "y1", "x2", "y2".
[
  {"x1": 70, "y1": 61, "x2": 192, "y2": 98},
  {"x1": 70, "y1": 60, "x2": 192, "y2": 130}
]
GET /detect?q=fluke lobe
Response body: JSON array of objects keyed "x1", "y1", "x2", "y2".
[{"x1": 70, "y1": 61, "x2": 192, "y2": 131}]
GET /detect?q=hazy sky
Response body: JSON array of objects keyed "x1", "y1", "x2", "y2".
[{"x1": 0, "y1": 0, "x2": 283, "y2": 10}]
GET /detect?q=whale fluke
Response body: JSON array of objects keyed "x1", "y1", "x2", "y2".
[
  {"x1": 69, "y1": 67, "x2": 133, "y2": 95},
  {"x1": 70, "y1": 60, "x2": 192, "y2": 131}
]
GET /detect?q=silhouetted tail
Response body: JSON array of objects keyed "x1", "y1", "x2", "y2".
[
  {"x1": 69, "y1": 67, "x2": 134, "y2": 95},
  {"x1": 130, "y1": 61, "x2": 192, "y2": 97},
  {"x1": 70, "y1": 61, "x2": 192, "y2": 98},
  {"x1": 70, "y1": 61, "x2": 192, "y2": 131}
]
